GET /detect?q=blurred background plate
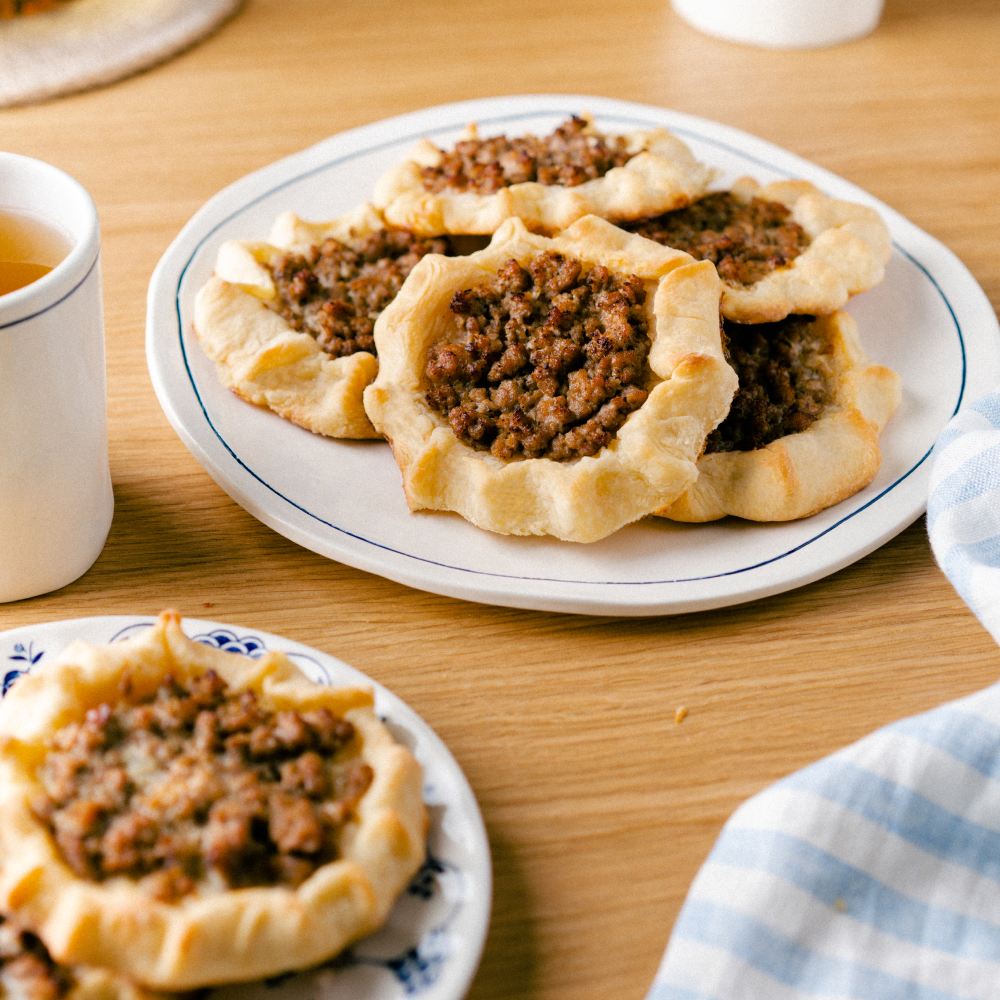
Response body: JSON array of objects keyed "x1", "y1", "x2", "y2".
[{"x1": 0, "y1": 614, "x2": 492, "y2": 1000}]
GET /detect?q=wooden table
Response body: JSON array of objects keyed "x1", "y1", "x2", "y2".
[{"x1": 3, "y1": 1, "x2": 1000, "y2": 997}]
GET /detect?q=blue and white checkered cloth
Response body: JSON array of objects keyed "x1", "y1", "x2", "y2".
[
  {"x1": 648, "y1": 388, "x2": 1000, "y2": 1000},
  {"x1": 928, "y1": 390, "x2": 1000, "y2": 646}
]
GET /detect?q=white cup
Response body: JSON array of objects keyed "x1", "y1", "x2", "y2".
[
  {"x1": 0, "y1": 154, "x2": 113, "y2": 603},
  {"x1": 671, "y1": 0, "x2": 885, "y2": 49}
]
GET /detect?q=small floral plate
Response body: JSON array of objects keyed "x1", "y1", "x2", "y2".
[{"x1": 0, "y1": 615, "x2": 491, "y2": 1000}]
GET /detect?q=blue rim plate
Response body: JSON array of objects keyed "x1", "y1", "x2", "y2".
[
  {"x1": 1, "y1": 615, "x2": 492, "y2": 1000},
  {"x1": 145, "y1": 95, "x2": 1000, "y2": 616}
]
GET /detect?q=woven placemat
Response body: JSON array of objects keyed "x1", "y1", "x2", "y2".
[{"x1": 0, "y1": 0, "x2": 242, "y2": 108}]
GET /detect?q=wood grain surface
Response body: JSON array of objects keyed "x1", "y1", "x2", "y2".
[{"x1": 2, "y1": 1, "x2": 1000, "y2": 998}]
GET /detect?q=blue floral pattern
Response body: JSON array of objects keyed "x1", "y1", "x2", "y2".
[
  {"x1": 190, "y1": 628, "x2": 267, "y2": 657},
  {"x1": 347, "y1": 851, "x2": 459, "y2": 994},
  {"x1": 8, "y1": 641, "x2": 43, "y2": 665},
  {"x1": 3, "y1": 641, "x2": 44, "y2": 696},
  {"x1": 383, "y1": 931, "x2": 449, "y2": 994},
  {"x1": 408, "y1": 854, "x2": 447, "y2": 901},
  {"x1": 106, "y1": 623, "x2": 331, "y2": 684},
  {"x1": 2, "y1": 668, "x2": 25, "y2": 696}
]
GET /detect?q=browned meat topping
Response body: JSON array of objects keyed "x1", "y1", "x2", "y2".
[
  {"x1": 624, "y1": 192, "x2": 810, "y2": 287},
  {"x1": 271, "y1": 229, "x2": 456, "y2": 359},
  {"x1": 0, "y1": 915, "x2": 74, "y2": 1000},
  {"x1": 35, "y1": 671, "x2": 373, "y2": 901},
  {"x1": 424, "y1": 251, "x2": 651, "y2": 461},
  {"x1": 706, "y1": 315, "x2": 831, "y2": 453},
  {"x1": 420, "y1": 116, "x2": 635, "y2": 195}
]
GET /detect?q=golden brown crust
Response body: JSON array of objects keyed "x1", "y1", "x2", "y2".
[
  {"x1": 266, "y1": 202, "x2": 387, "y2": 253},
  {"x1": 657, "y1": 311, "x2": 901, "y2": 522},
  {"x1": 192, "y1": 203, "x2": 386, "y2": 440},
  {"x1": 362, "y1": 215, "x2": 738, "y2": 542},
  {"x1": 0, "y1": 611, "x2": 427, "y2": 990},
  {"x1": 373, "y1": 118, "x2": 715, "y2": 236},
  {"x1": 719, "y1": 178, "x2": 893, "y2": 323}
]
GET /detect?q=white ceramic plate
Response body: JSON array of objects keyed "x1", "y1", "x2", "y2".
[
  {"x1": 0, "y1": 616, "x2": 491, "y2": 1000},
  {"x1": 146, "y1": 94, "x2": 1000, "y2": 616}
]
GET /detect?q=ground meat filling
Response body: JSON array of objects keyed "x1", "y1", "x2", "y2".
[
  {"x1": 35, "y1": 671, "x2": 373, "y2": 902},
  {"x1": 424, "y1": 251, "x2": 652, "y2": 461},
  {"x1": 0, "y1": 915, "x2": 73, "y2": 1000},
  {"x1": 271, "y1": 229, "x2": 454, "y2": 358},
  {"x1": 707, "y1": 315, "x2": 831, "y2": 453},
  {"x1": 420, "y1": 116, "x2": 635, "y2": 195},
  {"x1": 625, "y1": 192, "x2": 811, "y2": 287}
]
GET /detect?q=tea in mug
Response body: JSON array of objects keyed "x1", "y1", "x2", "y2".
[{"x1": 0, "y1": 207, "x2": 74, "y2": 296}]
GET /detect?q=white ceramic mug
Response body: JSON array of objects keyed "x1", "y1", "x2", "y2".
[
  {"x1": 671, "y1": 0, "x2": 885, "y2": 49},
  {"x1": 0, "y1": 153, "x2": 113, "y2": 602}
]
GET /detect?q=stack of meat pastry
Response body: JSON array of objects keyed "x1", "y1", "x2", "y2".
[
  {"x1": 355, "y1": 117, "x2": 744, "y2": 542},
  {"x1": 195, "y1": 115, "x2": 738, "y2": 542},
  {"x1": 369, "y1": 115, "x2": 900, "y2": 528},
  {"x1": 0, "y1": 611, "x2": 427, "y2": 995},
  {"x1": 194, "y1": 114, "x2": 900, "y2": 539}
]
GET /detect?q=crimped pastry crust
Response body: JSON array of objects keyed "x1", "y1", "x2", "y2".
[
  {"x1": 658, "y1": 311, "x2": 901, "y2": 522},
  {"x1": 717, "y1": 178, "x2": 892, "y2": 323},
  {"x1": 192, "y1": 203, "x2": 389, "y2": 439},
  {"x1": 0, "y1": 611, "x2": 426, "y2": 990},
  {"x1": 363, "y1": 215, "x2": 738, "y2": 542},
  {"x1": 373, "y1": 118, "x2": 714, "y2": 236}
]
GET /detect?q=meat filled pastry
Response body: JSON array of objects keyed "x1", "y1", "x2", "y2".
[
  {"x1": 0, "y1": 611, "x2": 426, "y2": 989},
  {"x1": 657, "y1": 311, "x2": 901, "y2": 522},
  {"x1": 374, "y1": 114, "x2": 715, "y2": 237},
  {"x1": 363, "y1": 214, "x2": 738, "y2": 542},
  {"x1": 194, "y1": 202, "x2": 470, "y2": 439},
  {"x1": 624, "y1": 178, "x2": 892, "y2": 323}
]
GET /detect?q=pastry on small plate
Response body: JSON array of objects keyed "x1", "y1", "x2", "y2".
[
  {"x1": 373, "y1": 114, "x2": 715, "y2": 237},
  {"x1": 193, "y1": 203, "x2": 466, "y2": 439},
  {"x1": 363, "y1": 214, "x2": 738, "y2": 543},
  {"x1": 657, "y1": 311, "x2": 901, "y2": 522},
  {"x1": 0, "y1": 611, "x2": 426, "y2": 990},
  {"x1": 623, "y1": 178, "x2": 892, "y2": 323}
]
